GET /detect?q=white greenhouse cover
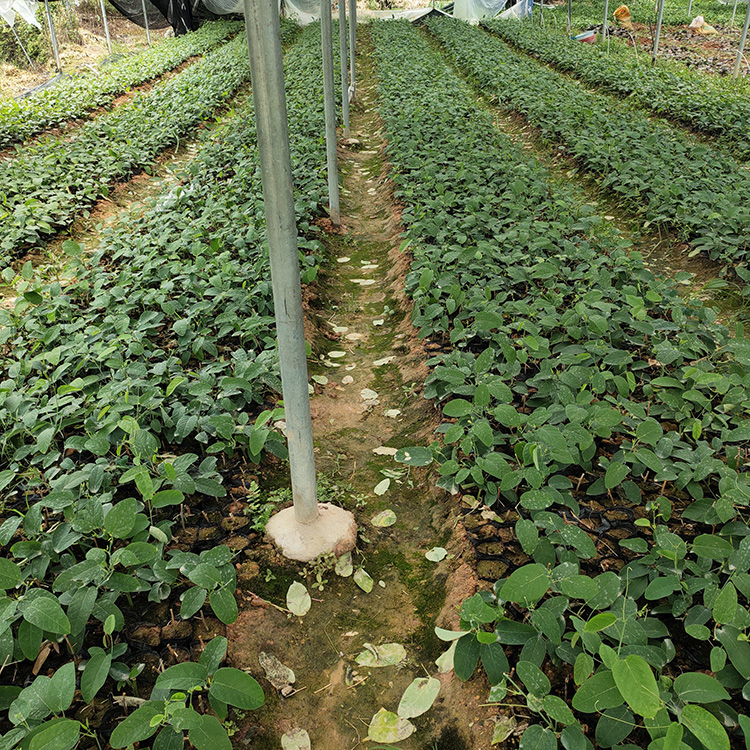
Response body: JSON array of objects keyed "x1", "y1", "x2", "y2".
[
  {"x1": 200, "y1": 0, "x2": 320, "y2": 24},
  {"x1": 454, "y1": 0, "x2": 512, "y2": 22},
  {"x1": 0, "y1": 0, "x2": 41, "y2": 28}
]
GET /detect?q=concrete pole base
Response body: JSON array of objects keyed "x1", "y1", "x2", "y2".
[{"x1": 265, "y1": 503, "x2": 358, "y2": 562}]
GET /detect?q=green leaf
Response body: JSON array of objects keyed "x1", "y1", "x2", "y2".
[
  {"x1": 154, "y1": 662, "x2": 208, "y2": 692},
  {"x1": 397, "y1": 677, "x2": 440, "y2": 718},
  {"x1": 673, "y1": 672, "x2": 730, "y2": 704},
  {"x1": 679, "y1": 704, "x2": 729, "y2": 750},
  {"x1": 443, "y1": 399, "x2": 473, "y2": 417},
  {"x1": 585, "y1": 612, "x2": 617, "y2": 632},
  {"x1": 0, "y1": 559, "x2": 22, "y2": 590},
  {"x1": 519, "y1": 724, "x2": 556, "y2": 750},
  {"x1": 22, "y1": 597, "x2": 70, "y2": 635},
  {"x1": 199, "y1": 636, "x2": 227, "y2": 675},
  {"x1": 499, "y1": 564, "x2": 549, "y2": 605},
  {"x1": 636, "y1": 419, "x2": 663, "y2": 446},
  {"x1": 81, "y1": 648, "x2": 111, "y2": 703},
  {"x1": 109, "y1": 703, "x2": 162, "y2": 748},
  {"x1": 180, "y1": 587, "x2": 207, "y2": 619},
  {"x1": 188, "y1": 715, "x2": 232, "y2": 750},
  {"x1": 209, "y1": 668, "x2": 264, "y2": 710},
  {"x1": 210, "y1": 587, "x2": 238, "y2": 625},
  {"x1": 454, "y1": 633, "x2": 480, "y2": 681},
  {"x1": 46, "y1": 663, "x2": 74, "y2": 714},
  {"x1": 480, "y1": 641, "x2": 509, "y2": 686},
  {"x1": 572, "y1": 670, "x2": 624, "y2": 713},
  {"x1": 573, "y1": 653, "x2": 594, "y2": 686},
  {"x1": 516, "y1": 519, "x2": 539, "y2": 555},
  {"x1": 542, "y1": 694, "x2": 575, "y2": 725},
  {"x1": 28, "y1": 719, "x2": 80, "y2": 750},
  {"x1": 104, "y1": 497, "x2": 138, "y2": 539},
  {"x1": 713, "y1": 583, "x2": 738, "y2": 625},
  {"x1": 516, "y1": 660, "x2": 551, "y2": 697},
  {"x1": 595, "y1": 705, "x2": 634, "y2": 748},
  {"x1": 151, "y1": 490, "x2": 185, "y2": 509},
  {"x1": 605, "y1": 462, "x2": 630, "y2": 489},
  {"x1": 353, "y1": 568, "x2": 374, "y2": 593},
  {"x1": 394, "y1": 447, "x2": 433, "y2": 467},
  {"x1": 611, "y1": 655, "x2": 661, "y2": 719}
]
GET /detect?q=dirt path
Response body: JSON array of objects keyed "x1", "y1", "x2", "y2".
[{"x1": 226, "y1": 32, "x2": 497, "y2": 750}]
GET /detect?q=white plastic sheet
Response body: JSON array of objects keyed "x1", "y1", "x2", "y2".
[
  {"x1": 0, "y1": 0, "x2": 42, "y2": 28},
  {"x1": 454, "y1": 0, "x2": 509, "y2": 22}
]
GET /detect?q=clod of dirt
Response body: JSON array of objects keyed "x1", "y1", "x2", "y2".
[{"x1": 129, "y1": 624, "x2": 161, "y2": 647}]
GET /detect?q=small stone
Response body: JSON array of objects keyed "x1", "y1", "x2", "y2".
[{"x1": 342, "y1": 375, "x2": 354, "y2": 384}]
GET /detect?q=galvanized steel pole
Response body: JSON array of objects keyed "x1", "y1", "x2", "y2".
[
  {"x1": 44, "y1": 0, "x2": 61, "y2": 73},
  {"x1": 652, "y1": 0, "x2": 666, "y2": 63},
  {"x1": 734, "y1": 0, "x2": 750, "y2": 77},
  {"x1": 141, "y1": 0, "x2": 152, "y2": 45},
  {"x1": 339, "y1": 0, "x2": 350, "y2": 138},
  {"x1": 321, "y1": 0, "x2": 341, "y2": 225},
  {"x1": 242, "y1": 0, "x2": 319, "y2": 525},
  {"x1": 687, "y1": 0, "x2": 693, "y2": 17},
  {"x1": 603, "y1": 0, "x2": 609, "y2": 36},
  {"x1": 566, "y1": 0, "x2": 571, "y2": 34},
  {"x1": 99, "y1": 0, "x2": 113, "y2": 55},
  {"x1": 731, "y1": 0, "x2": 739, "y2": 26},
  {"x1": 348, "y1": 0, "x2": 356, "y2": 102}
]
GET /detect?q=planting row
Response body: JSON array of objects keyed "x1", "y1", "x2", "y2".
[
  {"x1": 0, "y1": 20, "x2": 240, "y2": 148},
  {"x1": 565, "y1": 0, "x2": 738, "y2": 27},
  {"x1": 486, "y1": 19, "x2": 750, "y2": 161},
  {"x1": 0, "y1": 21, "x2": 330, "y2": 750},
  {"x1": 0, "y1": 22, "x2": 295, "y2": 267},
  {"x1": 374, "y1": 19, "x2": 750, "y2": 750},
  {"x1": 426, "y1": 17, "x2": 750, "y2": 270}
]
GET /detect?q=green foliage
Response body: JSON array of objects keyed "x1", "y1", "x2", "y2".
[
  {"x1": 0, "y1": 20, "x2": 328, "y2": 749},
  {"x1": 372, "y1": 18, "x2": 750, "y2": 750},
  {"x1": 427, "y1": 17, "x2": 750, "y2": 268},
  {"x1": 485, "y1": 19, "x2": 750, "y2": 161},
  {"x1": 0, "y1": 20, "x2": 241, "y2": 147}
]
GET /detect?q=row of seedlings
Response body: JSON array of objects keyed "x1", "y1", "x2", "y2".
[
  {"x1": 373, "y1": 19, "x2": 750, "y2": 750},
  {"x1": 485, "y1": 20, "x2": 750, "y2": 161},
  {"x1": 425, "y1": 17, "x2": 750, "y2": 274},
  {"x1": 0, "y1": 23, "x2": 294, "y2": 267},
  {"x1": 0, "y1": 20, "x2": 241, "y2": 148},
  {"x1": 0, "y1": 21, "x2": 330, "y2": 750}
]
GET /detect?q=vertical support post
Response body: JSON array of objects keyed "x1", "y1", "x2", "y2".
[
  {"x1": 242, "y1": 0, "x2": 319, "y2": 525},
  {"x1": 348, "y1": 0, "x2": 356, "y2": 103},
  {"x1": 141, "y1": 0, "x2": 152, "y2": 45},
  {"x1": 539, "y1": 0, "x2": 543, "y2": 27},
  {"x1": 687, "y1": 0, "x2": 693, "y2": 17},
  {"x1": 339, "y1": 0, "x2": 350, "y2": 138},
  {"x1": 44, "y1": 0, "x2": 62, "y2": 73},
  {"x1": 733, "y1": 0, "x2": 750, "y2": 77},
  {"x1": 603, "y1": 0, "x2": 609, "y2": 36},
  {"x1": 99, "y1": 0, "x2": 112, "y2": 55},
  {"x1": 566, "y1": 0, "x2": 571, "y2": 34},
  {"x1": 652, "y1": 0, "x2": 665, "y2": 63},
  {"x1": 731, "y1": 0, "x2": 739, "y2": 26},
  {"x1": 321, "y1": 0, "x2": 340, "y2": 225}
]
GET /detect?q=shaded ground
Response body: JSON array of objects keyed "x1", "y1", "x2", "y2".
[{"x1": 224, "y1": 32, "x2": 500, "y2": 750}]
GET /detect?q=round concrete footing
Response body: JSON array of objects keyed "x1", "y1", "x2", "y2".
[{"x1": 265, "y1": 503, "x2": 358, "y2": 562}]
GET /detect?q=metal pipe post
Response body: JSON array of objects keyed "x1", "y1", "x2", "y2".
[
  {"x1": 242, "y1": 0, "x2": 319, "y2": 525},
  {"x1": 734, "y1": 0, "x2": 750, "y2": 77},
  {"x1": 141, "y1": 0, "x2": 152, "y2": 44},
  {"x1": 321, "y1": 0, "x2": 341, "y2": 225},
  {"x1": 348, "y1": 0, "x2": 356, "y2": 102},
  {"x1": 339, "y1": 1, "x2": 350, "y2": 137},
  {"x1": 687, "y1": 0, "x2": 693, "y2": 17},
  {"x1": 731, "y1": 0, "x2": 739, "y2": 26},
  {"x1": 44, "y1": 0, "x2": 62, "y2": 73},
  {"x1": 566, "y1": 0, "x2": 571, "y2": 34},
  {"x1": 99, "y1": 0, "x2": 112, "y2": 55},
  {"x1": 603, "y1": 0, "x2": 609, "y2": 36},
  {"x1": 652, "y1": 0, "x2": 666, "y2": 63}
]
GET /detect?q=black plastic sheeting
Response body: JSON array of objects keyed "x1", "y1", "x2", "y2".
[{"x1": 107, "y1": 0, "x2": 194, "y2": 34}]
